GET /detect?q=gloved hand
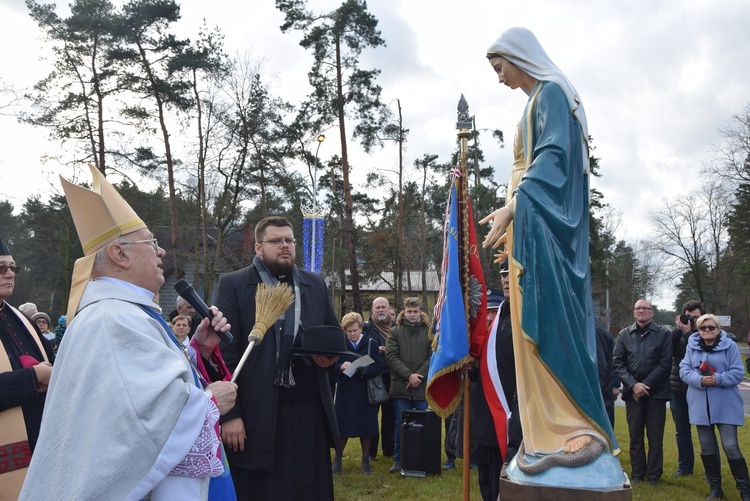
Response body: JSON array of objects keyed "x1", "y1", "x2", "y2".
[{"x1": 355, "y1": 365, "x2": 368, "y2": 378}]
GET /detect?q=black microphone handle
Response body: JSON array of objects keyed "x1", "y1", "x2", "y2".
[{"x1": 174, "y1": 279, "x2": 233, "y2": 344}]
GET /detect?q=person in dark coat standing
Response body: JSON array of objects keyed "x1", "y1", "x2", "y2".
[
  {"x1": 669, "y1": 299, "x2": 704, "y2": 477},
  {"x1": 215, "y1": 216, "x2": 342, "y2": 501},
  {"x1": 595, "y1": 318, "x2": 619, "y2": 428},
  {"x1": 614, "y1": 299, "x2": 672, "y2": 486},
  {"x1": 332, "y1": 312, "x2": 384, "y2": 475},
  {"x1": 471, "y1": 261, "x2": 520, "y2": 501},
  {"x1": 385, "y1": 297, "x2": 432, "y2": 474},
  {"x1": 361, "y1": 297, "x2": 395, "y2": 460},
  {"x1": 0, "y1": 237, "x2": 54, "y2": 498}
]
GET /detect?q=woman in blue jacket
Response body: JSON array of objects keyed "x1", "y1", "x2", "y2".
[{"x1": 680, "y1": 314, "x2": 749, "y2": 501}]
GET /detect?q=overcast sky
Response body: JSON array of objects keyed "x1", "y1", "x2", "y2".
[{"x1": 2, "y1": 0, "x2": 749, "y2": 306}]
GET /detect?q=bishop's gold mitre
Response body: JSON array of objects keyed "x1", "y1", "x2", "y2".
[{"x1": 60, "y1": 164, "x2": 146, "y2": 320}]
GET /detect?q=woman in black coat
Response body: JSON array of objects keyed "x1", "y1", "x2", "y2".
[{"x1": 332, "y1": 312, "x2": 384, "y2": 474}]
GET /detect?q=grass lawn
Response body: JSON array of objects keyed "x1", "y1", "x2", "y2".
[{"x1": 332, "y1": 405, "x2": 750, "y2": 500}]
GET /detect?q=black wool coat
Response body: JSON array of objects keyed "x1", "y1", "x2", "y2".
[{"x1": 215, "y1": 263, "x2": 341, "y2": 471}]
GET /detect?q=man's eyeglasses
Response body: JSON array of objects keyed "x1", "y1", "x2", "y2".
[
  {"x1": 698, "y1": 325, "x2": 718, "y2": 332},
  {"x1": 0, "y1": 265, "x2": 21, "y2": 275},
  {"x1": 634, "y1": 306, "x2": 652, "y2": 311},
  {"x1": 258, "y1": 238, "x2": 296, "y2": 247},
  {"x1": 120, "y1": 238, "x2": 159, "y2": 251}
]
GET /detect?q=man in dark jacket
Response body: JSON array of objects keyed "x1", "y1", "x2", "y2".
[
  {"x1": 669, "y1": 299, "x2": 704, "y2": 477},
  {"x1": 614, "y1": 299, "x2": 672, "y2": 486},
  {"x1": 595, "y1": 318, "x2": 619, "y2": 428},
  {"x1": 471, "y1": 262, "x2": 521, "y2": 501},
  {"x1": 215, "y1": 216, "x2": 341, "y2": 501},
  {"x1": 362, "y1": 297, "x2": 396, "y2": 459},
  {"x1": 385, "y1": 297, "x2": 432, "y2": 474}
]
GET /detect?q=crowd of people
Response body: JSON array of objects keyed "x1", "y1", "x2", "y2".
[
  {"x1": 2, "y1": 25, "x2": 750, "y2": 501},
  {"x1": 613, "y1": 299, "x2": 750, "y2": 500}
]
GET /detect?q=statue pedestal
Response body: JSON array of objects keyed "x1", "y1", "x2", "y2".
[
  {"x1": 499, "y1": 450, "x2": 632, "y2": 500},
  {"x1": 499, "y1": 477, "x2": 632, "y2": 500}
]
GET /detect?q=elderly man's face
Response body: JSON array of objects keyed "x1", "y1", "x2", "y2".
[
  {"x1": 177, "y1": 302, "x2": 196, "y2": 318},
  {"x1": 0, "y1": 255, "x2": 16, "y2": 302},
  {"x1": 372, "y1": 298, "x2": 390, "y2": 322},
  {"x1": 501, "y1": 272, "x2": 510, "y2": 298},
  {"x1": 633, "y1": 300, "x2": 654, "y2": 326},
  {"x1": 118, "y1": 229, "x2": 166, "y2": 294}
]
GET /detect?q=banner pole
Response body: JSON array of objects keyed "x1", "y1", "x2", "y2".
[{"x1": 456, "y1": 94, "x2": 473, "y2": 501}]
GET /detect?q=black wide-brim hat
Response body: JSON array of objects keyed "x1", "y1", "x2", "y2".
[{"x1": 292, "y1": 325, "x2": 354, "y2": 357}]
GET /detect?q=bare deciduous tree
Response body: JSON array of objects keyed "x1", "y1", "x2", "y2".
[{"x1": 647, "y1": 180, "x2": 733, "y2": 310}]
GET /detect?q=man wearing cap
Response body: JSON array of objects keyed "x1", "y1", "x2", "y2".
[
  {"x1": 472, "y1": 261, "x2": 519, "y2": 501},
  {"x1": 20, "y1": 165, "x2": 238, "y2": 500},
  {"x1": 0, "y1": 238, "x2": 54, "y2": 499},
  {"x1": 215, "y1": 215, "x2": 342, "y2": 501}
]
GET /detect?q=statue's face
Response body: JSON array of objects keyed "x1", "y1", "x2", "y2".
[{"x1": 489, "y1": 56, "x2": 526, "y2": 91}]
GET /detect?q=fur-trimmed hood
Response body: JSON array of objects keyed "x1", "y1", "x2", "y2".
[{"x1": 396, "y1": 310, "x2": 429, "y2": 327}]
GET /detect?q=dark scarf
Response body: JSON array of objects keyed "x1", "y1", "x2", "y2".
[
  {"x1": 698, "y1": 335, "x2": 720, "y2": 353},
  {"x1": 253, "y1": 255, "x2": 301, "y2": 388},
  {"x1": 370, "y1": 315, "x2": 393, "y2": 342}
]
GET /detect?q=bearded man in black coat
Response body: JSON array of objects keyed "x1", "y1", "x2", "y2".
[{"x1": 216, "y1": 216, "x2": 342, "y2": 501}]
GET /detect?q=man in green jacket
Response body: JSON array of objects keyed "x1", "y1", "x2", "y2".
[{"x1": 385, "y1": 297, "x2": 432, "y2": 473}]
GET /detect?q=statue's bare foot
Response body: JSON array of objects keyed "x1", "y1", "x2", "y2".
[{"x1": 563, "y1": 435, "x2": 593, "y2": 454}]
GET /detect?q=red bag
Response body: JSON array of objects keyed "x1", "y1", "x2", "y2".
[{"x1": 698, "y1": 361, "x2": 716, "y2": 375}]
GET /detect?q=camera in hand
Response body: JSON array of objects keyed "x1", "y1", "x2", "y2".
[{"x1": 679, "y1": 314, "x2": 695, "y2": 325}]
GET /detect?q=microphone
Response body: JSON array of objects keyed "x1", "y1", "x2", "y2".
[{"x1": 174, "y1": 279, "x2": 233, "y2": 344}]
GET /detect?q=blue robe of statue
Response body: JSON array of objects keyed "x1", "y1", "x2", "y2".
[{"x1": 507, "y1": 80, "x2": 617, "y2": 454}]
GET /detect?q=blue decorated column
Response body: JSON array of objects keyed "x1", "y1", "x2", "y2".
[
  {"x1": 303, "y1": 134, "x2": 326, "y2": 273},
  {"x1": 302, "y1": 209, "x2": 325, "y2": 273}
]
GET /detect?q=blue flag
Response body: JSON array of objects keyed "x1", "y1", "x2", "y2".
[{"x1": 426, "y1": 181, "x2": 472, "y2": 417}]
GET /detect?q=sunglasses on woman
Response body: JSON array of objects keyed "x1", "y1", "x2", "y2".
[{"x1": 698, "y1": 325, "x2": 717, "y2": 332}]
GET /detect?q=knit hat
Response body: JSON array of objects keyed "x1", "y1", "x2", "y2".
[{"x1": 32, "y1": 312, "x2": 51, "y2": 325}]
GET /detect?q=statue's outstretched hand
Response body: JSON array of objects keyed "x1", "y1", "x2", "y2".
[
  {"x1": 493, "y1": 249, "x2": 508, "y2": 265},
  {"x1": 479, "y1": 207, "x2": 511, "y2": 249}
]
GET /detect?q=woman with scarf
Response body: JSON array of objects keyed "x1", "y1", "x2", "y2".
[
  {"x1": 332, "y1": 312, "x2": 384, "y2": 475},
  {"x1": 680, "y1": 314, "x2": 749, "y2": 501},
  {"x1": 479, "y1": 27, "x2": 617, "y2": 479}
]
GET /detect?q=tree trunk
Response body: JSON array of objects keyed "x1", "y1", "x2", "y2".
[
  {"x1": 421, "y1": 158, "x2": 428, "y2": 308},
  {"x1": 192, "y1": 68, "x2": 209, "y2": 297},
  {"x1": 335, "y1": 34, "x2": 362, "y2": 313},
  {"x1": 136, "y1": 40, "x2": 181, "y2": 278},
  {"x1": 395, "y1": 99, "x2": 404, "y2": 308}
]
